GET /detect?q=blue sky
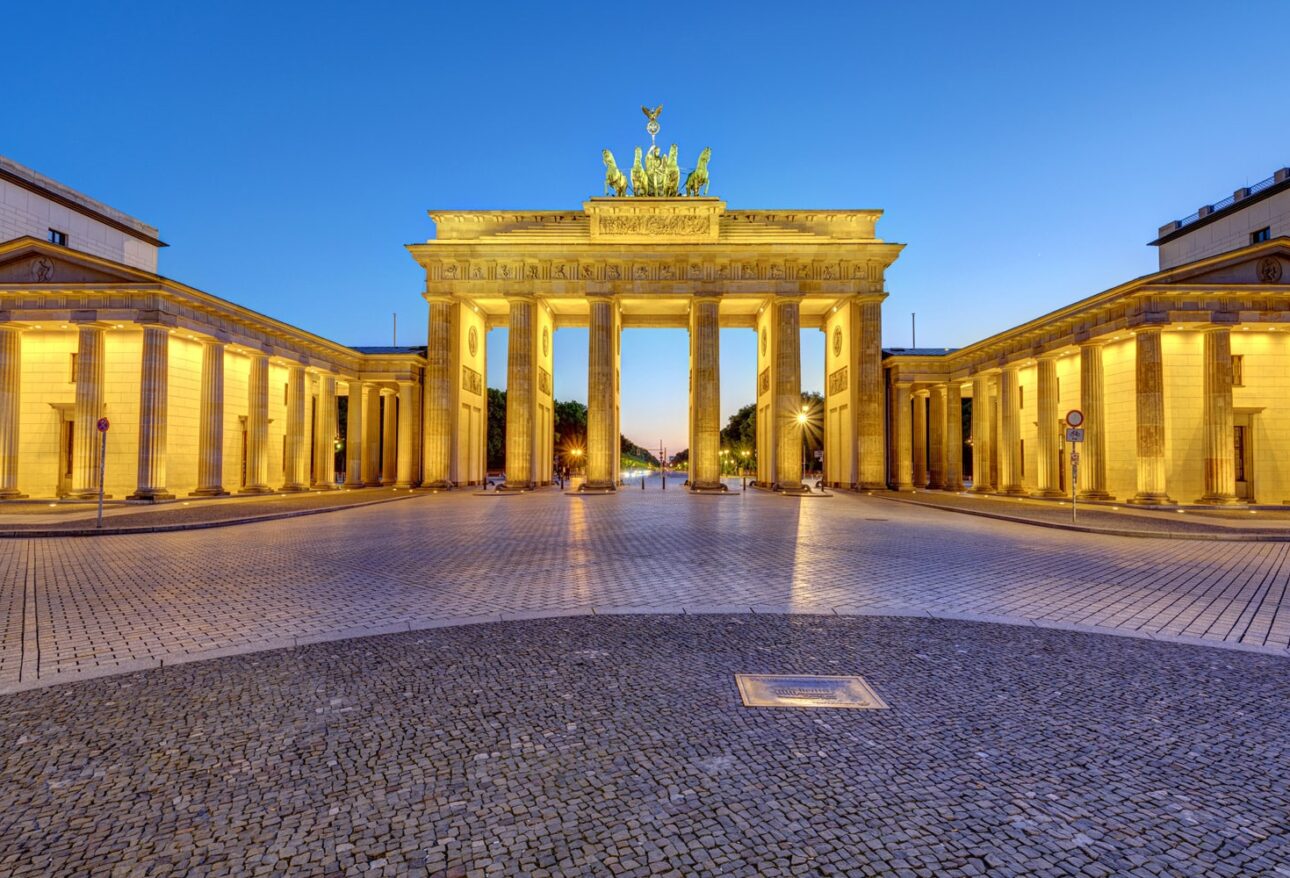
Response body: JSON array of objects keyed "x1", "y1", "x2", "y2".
[{"x1": 5, "y1": 1, "x2": 1287, "y2": 452}]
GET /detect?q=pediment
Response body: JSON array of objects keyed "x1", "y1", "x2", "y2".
[
  {"x1": 1160, "y1": 240, "x2": 1289, "y2": 286},
  {"x1": 0, "y1": 238, "x2": 152, "y2": 285}
]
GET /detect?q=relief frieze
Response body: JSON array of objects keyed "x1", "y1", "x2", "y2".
[
  {"x1": 828, "y1": 366, "x2": 848, "y2": 397},
  {"x1": 462, "y1": 365, "x2": 482, "y2": 395}
]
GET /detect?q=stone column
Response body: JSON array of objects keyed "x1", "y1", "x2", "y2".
[
  {"x1": 312, "y1": 375, "x2": 337, "y2": 488},
  {"x1": 928, "y1": 385, "x2": 946, "y2": 490},
  {"x1": 70, "y1": 324, "x2": 106, "y2": 499},
  {"x1": 503, "y1": 298, "x2": 536, "y2": 490},
  {"x1": 1033, "y1": 355, "x2": 1063, "y2": 497},
  {"x1": 241, "y1": 352, "x2": 272, "y2": 493},
  {"x1": 281, "y1": 364, "x2": 308, "y2": 491},
  {"x1": 970, "y1": 373, "x2": 992, "y2": 492},
  {"x1": 363, "y1": 384, "x2": 381, "y2": 486},
  {"x1": 1078, "y1": 341, "x2": 1113, "y2": 500},
  {"x1": 893, "y1": 383, "x2": 913, "y2": 490},
  {"x1": 689, "y1": 295, "x2": 723, "y2": 491},
  {"x1": 191, "y1": 340, "x2": 227, "y2": 496},
  {"x1": 943, "y1": 382, "x2": 964, "y2": 491},
  {"x1": 1130, "y1": 328, "x2": 1173, "y2": 504},
  {"x1": 999, "y1": 365, "x2": 1024, "y2": 494},
  {"x1": 773, "y1": 298, "x2": 806, "y2": 491},
  {"x1": 129, "y1": 324, "x2": 174, "y2": 501},
  {"x1": 422, "y1": 299, "x2": 453, "y2": 488},
  {"x1": 395, "y1": 381, "x2": 416, "y2": 487},
  {"x1": 0, "y1": 326, "x2": 24, "y2": 498},
  {"x1": 381, "y1": 390, "x2": 397, "y2": 485},
  {"x1": 344, "y1": 381, "x2": 364, "y2": 487},
  {"x1": 585, "y1": 296, "x2": 618, "y2": 491},
  {"x1": 911, "y1": 390, "x2": 928, "y2": 488},
  {"x1": 1199, "y1": 326, "x2": 1239, "y2": 504},
  {"x1": 857, "y1": 299, "x2": 886, "y2": 490}
]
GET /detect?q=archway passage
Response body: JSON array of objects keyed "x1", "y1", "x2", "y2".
[{"x1": 409, "y1": 199, "x2": 902, "y2": 493}]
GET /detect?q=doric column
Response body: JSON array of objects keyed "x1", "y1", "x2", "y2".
[
  {"x1": 893, "y1": 383, "x2": 913, "y2": 490},
  {"x1": 1130, "y1": 328, "x2": 1173, "y2": 504},
  {"x1": 689, "y1": 295, "x2": 723, "y2": 491},
  {"x1": 999, "y1": 365, "x2": 1024, "y2": 494},
  {"x1": 422, "y1": 298, "x2": 453, "y2": 488},
  {"x1": 928, "y1": 385, "x2": 946, "y2": 490},
  {"x1": 395, "y1": 381, "x2": 416, "y2": 487},
  {"x1": 0, "y1": 326, "x2": 25, "y2": 498},
  {"x1": 773, "y1": 298, "x2": 806, "y2": 491},
  {"x1": 192, "y1": 340, "x2": 227, "y2": 496},
  {"x1": 129, "y1": 324, "x2": 174, "y2": 501},
  {"x1": 344, "y1": 381, "x2": 364, "y2": 487},
  {"x1": 241, "y1": 351, "x2": 272, "y2": 494},
  {"x1": 857, "y1": 299, "x2": 886, "y2": 490},
  {"x1": 970, "y1": 373, "x2": 992, "y2": 492},
  {"x1": 584, "y1": 296, "x2": 619, "y2": 491},
  {"x1": 911, "y1": 390, "x2": 928, "y2": 488},
  {"x1": 381, "y1": 390, "x2": 397, "y2": 485},
  {"x1": 363, "y1": 384, "x2": 381, "y2": 486},
  {"x1": 281, "y1": 363, "x2": 308, "y2": 491},
  {"x1": 1078, "y1": 341, "x2": 1113, "y2": 500},
  {"x1": 943, "y1": 382, "x2": 964, "y2": 491},
  {"x1": 313, "y1": 374, "x2": 337, "y2": 488},
  {"x1": 1199, "y1": 326, "x2": 1239, "y2": 504},
  {"x1": 503, "y1": 298, "x2": 536, "y2": 490},
  {"x1": 1033, "y1": 355, "x2": 1064, "y2": 497},
  {"x1": 69, "y1": 324, "x2": 106, "y2": 499}
]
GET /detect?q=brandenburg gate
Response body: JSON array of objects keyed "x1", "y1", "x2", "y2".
[{"x1": 407, "y1": 112, "x2": 903, "y2": 493}]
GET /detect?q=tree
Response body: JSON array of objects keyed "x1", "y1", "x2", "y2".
[
  {"x1": 620, "y1": 436, "x2": 659, "y2": 468},
  {"x1": 554, "y1": 400, "x2": 588, "y2": 455},
  {"x1": 487, "y1": 388, "x2": 507, "y2": 470}
]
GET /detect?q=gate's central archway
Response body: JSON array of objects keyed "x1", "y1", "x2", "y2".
[{"x1": 409, "y1": 197, "x2": 902, "y2": 493}]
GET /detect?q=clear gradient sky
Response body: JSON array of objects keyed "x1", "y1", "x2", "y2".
[{"x1": 5, "y1": 1, "x2": 1287, "y2": 453}]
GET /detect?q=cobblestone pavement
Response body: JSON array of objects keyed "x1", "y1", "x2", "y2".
[
  {"x1": 1, "y1": 615, "x2": 1286, "y2": 877},
  {"x1": 2, "y1": 489, "x2": 1289, "y2": 691}
]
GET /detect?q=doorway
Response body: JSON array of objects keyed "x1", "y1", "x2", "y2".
[
  {"x1": 1234, "y1": 413, "x2": 1254, "y2": 501},
  {"x1": 58, "y1": 413, "x2": 74, "y2": 497}
]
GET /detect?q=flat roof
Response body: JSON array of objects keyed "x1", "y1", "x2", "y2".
[{"x1": 1150, "y1": 166, "x2": 1289, "y2": 246}]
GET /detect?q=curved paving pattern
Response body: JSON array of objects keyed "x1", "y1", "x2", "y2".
[
  {"x1": 1, "y1": 489, "x2": 1288, "y2": 691},
  {"x1": 1, "y1": 615, "x2": 1286, "y2": 877}
]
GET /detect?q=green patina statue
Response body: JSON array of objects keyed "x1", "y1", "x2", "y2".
[
  {"x1": 602, "y1": 149, "x2": 628, "y2": 197},
  {"x1": 664, "y1": 144, "x2": 681, "y2": 197},
  {"x1": 603, "y1": 106, "x2": 711, "y2": 196},
  {"x1": 630, "y1": 147, "x2": 647, "y2": 197},
  {"x1": 685, "y1": 147, "x2": 712, "y2": 197}
]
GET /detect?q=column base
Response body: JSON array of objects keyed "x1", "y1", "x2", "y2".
[
  {"x1": 239, "y1": 486, "x2": 275, "y2": 495},
  {"x1": 127, "y1": 490, "x2": 176, "y2": 502},
  {"x1": 417, "y1": 480, "x2": 453, "y2": 491},
  {"x1": 364, "y1": 480, "x2": 382, "y2": 488},
  {"x1": 1000, "y1": 485, "x2": 1028, "y2": 495},
  {"x1": 942, "y1": 483, "x2": 965, "y2": 493},
  {"x1": 689, "y1": 482, "x2": 728, "y2": 494},
  {"x1": 311, "y1": 483, "x2": 340, "y2": 491},
  {"x1": 0, "y1": 490, "x2": 28, "y2": 500},
  {"x1": 279, "y1": 484, "x2": 310, "y2": 493},
  {"x1": 1195, "y1": 494, "x2": 1245, "y2": 506},
  {"x1": 578, "y1": 483, "x2": 617, "y2": 494},
  {"x1": 1031, "y1": 488, "x2": 1067, "y2": 499},
  {"x1": 1077, "y1": 491, "x2": 1114, "y2": 501},
  {"x1": 773, "y1": 482, "x2": 812, "y2": 495},
  {"x1": 496, "y1": 482, "x2": 536, "y2": 493},
  {"x1": 971, "y1": 485, "x2": 993, "y2": 494},
  {"x1": 858, "y1": 481, "x2": 886, "y2": 492},
  {"x1": 893, "y1": 483, "x2": 915, "y2": 492},
  {"x1": 342, "y1": 481, "x2": 365, "y2": 490},
  {"x1": 393, "y1": 481, "x2": 415, "y2": 489},
  {"x1": 1128, "y1": 493, "x2": 1175, "y2": 506},
  {"x1": 189, "y1": 487, "x2": 229, "y2": 497},
  {"x1": 65, "y1": 490, "x2": 112, "y2": 501}
]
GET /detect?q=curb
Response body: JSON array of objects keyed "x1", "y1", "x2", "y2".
[
  {"x1": 874, "y1": 494, "x2": 1290, "y2": 542},
  {"x1": 3, "y1": 605, "x2": 1284, "y2": 696}
]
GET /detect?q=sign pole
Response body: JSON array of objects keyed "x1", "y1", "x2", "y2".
[
  {"x1": 1064, "y1": 409, "x2": 1085, "y2": 524},
  {"x1": 95, "y1": 416, "x2": 110, "y2": 529}
]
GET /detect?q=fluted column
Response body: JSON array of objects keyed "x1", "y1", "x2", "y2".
[
  {"x1": 928, "y1": 385, "x2": 946, "y2": 489},
  {"x1": 241, "y1": 352, "x2": 272, "y2": 493},
  {"x1": 689, "y1": 296, "x2": 722, "y2": 491},
  {"x1": 970, "y1": 373, "x2": 992, "y2": 492},
  {"x1": 422, "y1": 299, "x2": 453, "y2": 488},
  {"x1": 1033, "y1": 355, "x2": 1063, "y2": 497},
  {"x1": 1078, "y1": 341, "x2": 1112, "y2": 500},
  {"x1": 0, "y1": 326, "x2": 25, "y2": 498},
  {"x1": 395, "y1": 381, "x2": 416, "y2": 487},
  {"x1": 943, "y1": 382, "x2": 964, "y2": 491},
  {"x1": 893, "y1": 383, "x2": 913, "y2": 490},
  {"x1": 1130, "y1": 328, "x2": 1173, "y2": 504},
  {"x1": 999, "y1": 365, "x2": 1024, "y2": 494},
  {"x1": 857, "y1": 299, "x2": 886, "y2": 490},
  {"x1": 129, "y1": 324, "x2": 173, "y2": 500},
  {"x1": 1199, "y1": 326, "x2": 1239, "y2": 504},
  {"x1": 502, "y1": 299, "x2": 536, "y2": 490},
  {"x1": 911, "y1": 390, "x2": 928, "y2": 488},
  {"x1": 344, "y1": 381, "x2": 364, "y2": 487},
  {"x1": 191, "y1": 340, "x2": 227, "y2": 496},
  {"x1": 281, "y1": 364, "x2": 308, "y2": 491},
  {"x1": 363, "y1": 384, "x2": 381, "y2": 486},
  {"x1": 773, "y1": 298, "x2": 805, "y2": 491},
  {"x1": 69, "y1": 324, "x2": 106, "y2": 499},
  {"x1": 381, "y1": 390, "x2": 397, "y2": 485},
  {"x1": 584, "y1": 296, "x2": 618, "y2": 491},
  {"x1": 313, "y1": 374, "x2": 337, "y2": 489}
]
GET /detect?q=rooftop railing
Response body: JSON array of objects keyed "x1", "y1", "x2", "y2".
[{"x1": 1167, "y1": 167, "x2": 1289, "y2": 234}]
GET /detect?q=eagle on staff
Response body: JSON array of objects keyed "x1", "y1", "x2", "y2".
[
  {"x1": 642, "y1": 104, "x2": 663, "y2": 125},
  {"x1": 600, "y1": 104, "x2": 712, "y2": 197}
]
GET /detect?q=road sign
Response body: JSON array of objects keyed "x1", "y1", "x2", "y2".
[
  {"x1": 1065, "y1": 409, "x2": 1084, "y2": 428},
  {"x1": 97, "y1": 417, "x2": 110, "y2": 432},
  {"x1": 1065, "y1": 427, "x2": 1085, "y2": 443}
]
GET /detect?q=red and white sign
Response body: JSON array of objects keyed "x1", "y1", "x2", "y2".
[
  {"x1": 1064, "y1": 409, "x2": 1084, "y2": 428},
  {"x1": 96, "y1": 417, "x2": 110, "y2": 433}
]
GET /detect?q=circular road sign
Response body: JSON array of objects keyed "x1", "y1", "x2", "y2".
[
  {"x1": 1065, "y1": 409, "x2": 1084, "y2": 428},
  {"x1": 96, "y1": 417, "x2": 110, "y2": 433}
]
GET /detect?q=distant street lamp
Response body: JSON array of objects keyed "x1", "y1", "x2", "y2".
[{"x1": 798, "y1": 407, "x2": 809, "y2": 488}]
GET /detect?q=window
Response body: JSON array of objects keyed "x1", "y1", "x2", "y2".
[
  {"x1": 1232, "y1": 355, "x2": 1244, "y2": 387},
  {"x1": 1019, "y1": 439, "x2": 1025, "y2": 477},
  {"x1": 1251, "y1": 227, "x2": 1271, "y2": 245},
  {"x1": 48, "y1": 228, "x2": 68, "y2": 246},
  {"x1": 1019, "y1": 386, "x2": 1024, "y2": 409},
  {"x1": 69, "y1": 353, "x2": 78, "y2": 383}
]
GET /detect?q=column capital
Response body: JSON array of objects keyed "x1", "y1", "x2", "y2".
[
  {"x1": 134, "y1": 310, "x2": 177, "y2": 328},
  {"x1": 690, "y1": 292, "x2": 722, "y2": 305},
  {"x1": 424, "y1": 292, "x2": 455, "y2": 305},
  {"x1": 1076, "y1": 335, "x2": 1106, "y2": 348}
]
